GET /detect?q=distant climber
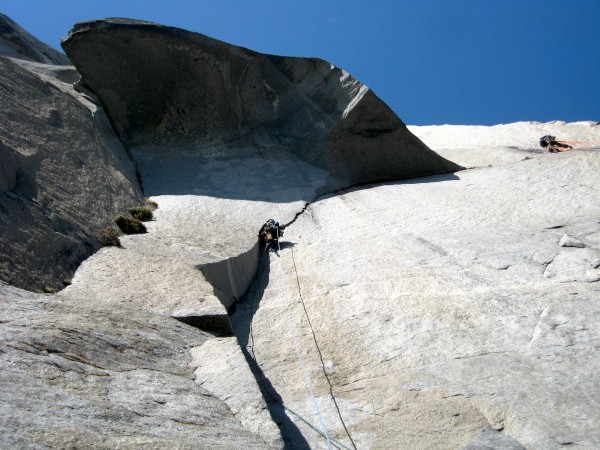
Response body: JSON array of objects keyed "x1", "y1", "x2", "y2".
[
  {"x1": 539, "y1": 135, "x2": 573, "y2": 153},
  {"x1": 259, "y1": 219, "x2": 284, "y2": 253}
]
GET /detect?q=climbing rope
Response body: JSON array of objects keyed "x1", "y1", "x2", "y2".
[
  {"x1": 290, "y1": 248, "x2": 358, "y2": 450},
  {"x1": 246, "y1": 256, "x2": 352, "y2": 450},
  {"x1": 275, "y1": 226, "x2": 333, "y2": 450}
]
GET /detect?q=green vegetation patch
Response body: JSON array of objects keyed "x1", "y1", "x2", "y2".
[
  {"x1": 115, "y1": 215, "x2": 147, "y2": 234},
  {"x1": 128, "y1": 206, "x2": 153, "y2": 221},
  {"x1": 98, "y1": 227, "x2": 121, "y2": 246}
]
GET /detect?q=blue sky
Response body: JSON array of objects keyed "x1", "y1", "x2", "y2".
[{"x1": 2, "y1": 0, "x2": 599, "y2": 125}]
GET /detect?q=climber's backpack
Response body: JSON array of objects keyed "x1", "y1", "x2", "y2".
[{"x1": 539, "y1": 135, "x2": 555, "y2": 148}]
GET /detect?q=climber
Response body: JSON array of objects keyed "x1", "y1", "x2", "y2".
[
  {"x1": 539, "y1": 135, "x2": 573, "y2": 153},
  {"x1": 258, "y1": 219, "x2": 284, "y2": 253}
]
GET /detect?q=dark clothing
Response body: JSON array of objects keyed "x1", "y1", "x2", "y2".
[
  {"x1": 540, "y1": 135, "x2": 572, "y2": 152},
  {"x1": 259, "y1": 219, "x2": 284, "y2": 252}
]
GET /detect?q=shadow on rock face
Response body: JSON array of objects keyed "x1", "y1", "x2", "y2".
[
  {"x1": 228, "y1": 254, "x2": 312, "y2": 449},
  {"x1": 129, "y1": 141, "x2": 334, "y2": 202},
  {"x1": 130, "y1": 140, "x2": 462, "y2": 203},
  {"x1": 171, "y1": 314, "x2": 233, "y2": 337}
]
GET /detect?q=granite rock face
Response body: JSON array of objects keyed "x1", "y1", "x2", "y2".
[
  {"x1": 0, "y1": 27, "x2": 279, "y2": 442},
  {"x1": 61, "y1": 18, "x2": 461, "y2": 193},
  {"x1": 0, "y1": 282, "x2": 272, "y2": 449},
  {"x1": 0, "y1": 16, "x2": 144, "y2": 291},
  {"x1": 228, "y1": 131, "x2": 600, "y2": 449},
  {"x1": 0, "y1": 55, "x2": 144, "y2": 291},
  {"x1": 4, "y1": 14, "x2": 599, "y2": 450}
]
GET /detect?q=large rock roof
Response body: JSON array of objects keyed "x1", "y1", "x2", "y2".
[{"x1": 61, "y1": 18, "x2": 461, "y2": 190}]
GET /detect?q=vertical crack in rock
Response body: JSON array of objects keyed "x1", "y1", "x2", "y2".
[
  {"x1": 221, "y1": 187, "x2": 365, "y2": 449},
  {"x1": 229, "y1": 253, "x2": 311, "y2": 449}
]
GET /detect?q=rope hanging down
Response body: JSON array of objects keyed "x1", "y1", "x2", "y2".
[
  {"x1": 276, "y1": 226, "x2": 333, "y2": 450},
  {"x1": 290, "y1": 248, "x2": 358, "y2": 450},
  {"x1": 246, "y1": 261, "x2": 353, "y2": 450}
]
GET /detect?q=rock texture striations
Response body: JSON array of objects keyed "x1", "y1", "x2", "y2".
[
  {"x1": 0, "y1": 281, "x2": 273, "y2": 449},
  {"x1": 0, "y1": 17, "x2": 144, "y2": 292}
]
